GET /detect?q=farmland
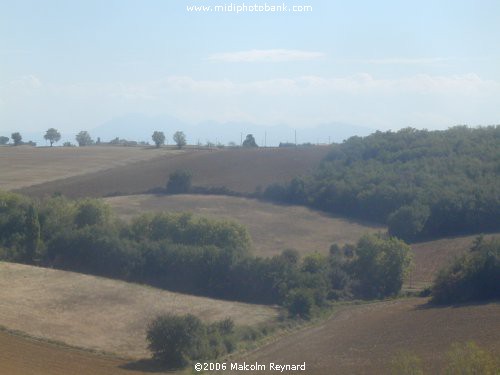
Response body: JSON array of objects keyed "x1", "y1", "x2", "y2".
[
  {"x1": 0, "y1": 262, "x2": 278, "y2": 359},
  {"x1": 15, "y1": 146, "x2": 329, "y2": 198},
  {"x1": 1, "y1": 144, "x2": 498, "y2": 374}
]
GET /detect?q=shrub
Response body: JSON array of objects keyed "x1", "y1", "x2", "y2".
[{"x1": 166, "y1": 169, "x2": 192, "y2": 194}]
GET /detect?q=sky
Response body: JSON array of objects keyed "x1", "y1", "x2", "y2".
[{"x1": 1, "y1": 0, "x2": 499, "y2": 143}]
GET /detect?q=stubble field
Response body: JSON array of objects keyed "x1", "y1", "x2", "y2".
[
  {"x1": 0, "y1": 145, "x2": 176, "y2": 191},
  {"x1": 0, "y1": 262, "x2": 278, "y2": 359}
]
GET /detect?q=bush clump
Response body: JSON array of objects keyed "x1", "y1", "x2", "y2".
[{"x1": 146, "y1": 314, "x2": 235, "y2": 367}]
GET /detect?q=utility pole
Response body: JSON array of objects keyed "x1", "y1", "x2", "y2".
[
  {"x1": 240, "y1": 132, "x2": 243, "y2": 146},
  {"x1": 294, "y1": 129, "x2": 297, "y2": 147}
]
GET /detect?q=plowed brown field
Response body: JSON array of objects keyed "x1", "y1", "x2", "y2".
[
  {"x1": 226, "y1": 298, "x2": 500, "y2": 375},
  {"x1": 0, "y1": 331, "x2": 150, "y2": 375}
]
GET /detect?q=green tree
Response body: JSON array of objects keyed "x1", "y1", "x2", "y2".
[
  {"x1": 0, "y1": 136, "x2": 9, "y2": 145},
  {"x1": 147, "y1": 314, "x2": 207, "y2": 366},
  {"x1": 44, "y1": 128, "x2": 61, "y2": 147},
  {"x1": 166, "y1": 169, "x2": 192, "y2": 194},
  {"x1": 11, "y1": 132, "x2": 22, "y2": 146},
  {"x1": 242, "y1": 134, "x2": 258, "y2": 147},
  {"x1": 75, "y1": 131, "x2": 93, "y2": 147},
  {"x1": 173, "y1": 131, "x2": 186, "y2": 149},
  {"x1": 352, "y1": 234, "x2": 413, "y2": 298},
  {"x1": 152, "y1": 131, "x2": 166, "y2": 148}
]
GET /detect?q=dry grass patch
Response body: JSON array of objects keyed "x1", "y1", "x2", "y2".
[
  {"x1": 0, "y1": 262, "x2": 278, "y2": 359},
  {"x1": 1, "y1": 145, "x2": 180, "y2": 191},
  {"x1": 105, "y1": 194, "x2": 383, "y2": 257}
]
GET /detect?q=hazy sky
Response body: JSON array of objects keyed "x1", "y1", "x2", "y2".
[{"x1": 1, "y1": 0, "x2": 499, "y2": 135}]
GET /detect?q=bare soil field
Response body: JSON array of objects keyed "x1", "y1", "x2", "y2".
[
  {"x1": 0, "y1": 262, "x2": 278, "y2": 359},
  {"x1": 0, "y1": 331, "x2": 150, "y2": 375},
  {"x1": 0, "y1": 145, "x2": 178, "y2": 191},
  {"x1": 408, "y1": 233, "x2": 500, "y2": 288},
  {"x1": 228, "y1": 298, "x2": 500, "y2": 375},
  {"x1": 16, "y1": 146, "x2": 329, "y2": 198},
  {"x1": 106, "y1": 194, "x2": 383, "y2": 257}
]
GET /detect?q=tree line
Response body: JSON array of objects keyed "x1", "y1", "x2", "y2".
[
  {"x1": 1, "y1": 129, "x2": 261, "y2": 148},
  {"x1": 261, "y1": 126, "x2": 500, "y2": 242}
]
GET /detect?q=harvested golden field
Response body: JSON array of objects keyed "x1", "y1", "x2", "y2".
[
  {"x1": 0, "y1": 262, "x2": 278, "y2": 359},
  {"x1": 408, "y1": 233, "x2": 500, "y2": 288},
  {"x1": 17, "y1": 146, "x2": 329, "y2": 198},
  {"x1": 105, "y1": 194, "x2": 383, "y2": 257},
  {"x1": 228, "y1": 298, "x2": 500, "y2": 375},
  {"x1": 0, "y1": 145, "x2": 180, "y2": 191}
]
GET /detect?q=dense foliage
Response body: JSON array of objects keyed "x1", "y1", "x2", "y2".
[
  {"x1": 431, "y1": 236, "x2": 500, "y2": 304},
  {"x1": 0, "y1": 192, "x2": 413, "y2": 315},
  {"x1": 262, "y1": 126, "x2": 500, "y2": 241}
]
